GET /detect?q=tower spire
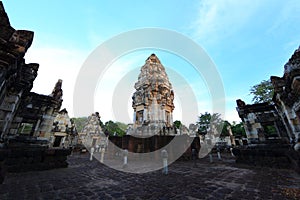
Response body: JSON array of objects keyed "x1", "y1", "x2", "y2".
[{"x1": 131, "y1": 54, "x2": 175, "y2": 135}]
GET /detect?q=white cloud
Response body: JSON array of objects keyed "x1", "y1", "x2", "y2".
[{"x1": 192, "y1": 0, "x2": 260, "y2": 43}]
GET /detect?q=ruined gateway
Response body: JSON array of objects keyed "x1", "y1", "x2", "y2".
[
  {"x1": 235, "y1": 47, "x2": 300, "y2": 171},
  {"x1": 0, "y1": 2, "x2": 70, "y2": 183},
  {"x1": 236, "y1": 47, "x2": 300, "y2": 143}
]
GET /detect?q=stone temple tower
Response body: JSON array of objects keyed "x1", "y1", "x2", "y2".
[{"x1": 131, "y1": 54, "x2": 175, "y2": 135}]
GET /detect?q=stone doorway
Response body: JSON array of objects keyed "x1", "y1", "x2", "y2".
[{"x1": 53, "y1": 136, "x2": 63, "y2": 147}]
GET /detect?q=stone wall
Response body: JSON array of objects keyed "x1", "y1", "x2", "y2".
[
  {"x1": 271, "y1": 47, "x2": 300, "y2": 142},
  {"x1": 108, "y1": 135, "x2": 200, "y2": 161},
  {"x1": 0, "y1": 2, "x2": 68, "y2": 183},
  {"x1": 0, "y1": 2, "x2": 62, "y2": 139},
  {"x1": 233, "y1": 144, "x2": 300, "y2": 173},
  {"x1": 236, "y1": 100, "x2": 288, "y2": 143},
  {"x1": 3, "y1": 147, "x2": 71, "y2": 173}
]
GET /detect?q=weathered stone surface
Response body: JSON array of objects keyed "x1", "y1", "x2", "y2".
[
  {"x1": 51, "y1": 108, "x2": 78, "y2": 148},
  {"x1": 3, "y1": 146, "x2": 71, "y2": 173},
  {"x1": 236, "y1": 100, "x2": 289, "y2": 142},
  {"x1": 0, "y1": 2, "x2": 68, "y2": 183},
  {"x1": 0, "y1": 2, "x2": 62, "y2": 139},
  {"x1": 130, "y1": 54, "x2": 175, "y2": 136},
  {"x1": 235, "y1": 47, "x2": 300, "y2": 171},
  {"x1": 271, "y1": 47, "x2": 300, "y2": 141},
  {"x1": 79, "y1": 112, "x2": 107, "y2": 149}
]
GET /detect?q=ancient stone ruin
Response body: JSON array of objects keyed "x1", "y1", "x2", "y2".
[
  {"x1": 0, "y1": 2, "x2": 70, "y2": 183},
  {"x1": 235, "y1": 47, "x2": 300, "y2": 172},
  {"x1": 51, "y1": 108, "x2": 77, "y2": 148},
  {"x1": 129, "y1": 54, "x2": 175, "y2": 136},
  {"x1": 79, "y1": 112, "x2": 107, "y2": 150},
  {"x1": 271, "y1": 47, "x2": 300, "y2": 142},
  {"x1": 106, "y1": 54, "x2": 200, "y2": 159},
  {"x1": 236, "y1": 100, "x2": 288, "y2": 143}
]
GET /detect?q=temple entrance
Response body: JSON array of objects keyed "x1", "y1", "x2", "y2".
[
  {"x1": 53, "y1": 136, "x2": 63, "y2": 147},
  {"x1": 92, "y1": 138, "x2": 97, "y2": 146}
]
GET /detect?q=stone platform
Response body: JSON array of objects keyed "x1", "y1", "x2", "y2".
[
  {"x1": 108, "y1": 135, "x2": 200, "y2": 159},
  {"x1": 0, "y1": 152, "x2": 299, "y2": 199},
  {"x1": 0, "y1": 145, "x2": 71, "y2": 184},
  {"x1": 232, "y1": 144, "x2": 300, "y2": 173}
]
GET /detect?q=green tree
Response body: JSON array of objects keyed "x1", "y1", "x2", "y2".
[
  {"x1": 115, "y1": 122, "x2": 128, "y2": 132},
  {"x1": 197, "y1": 112, "x2": 211, "y2": 135},
  {"x1": 173, "y1": 120, "x2": 182, "y2": 129},
  {"x1": 220, "y1": 120, "x2": 231, "y2": 137},
  {"x1": 231, "y1": 121, "x2": 246, "y2": 138},
  {"x1": 197, "y1": 112, "x2": 224, "y2": 136},
  {"x1": 71, "y1": 117, "x2": 87, "y2": 132},
  {"x1": 104, "y1": 120, "x2": 126, "y2": 136},
  {"x1": 250, "y1": 79, "x2": 274, "y2": 103}
]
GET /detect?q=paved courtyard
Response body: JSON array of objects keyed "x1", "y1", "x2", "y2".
[{"x1": 0, "y1": 152, "x2": 299, "y2": 200}]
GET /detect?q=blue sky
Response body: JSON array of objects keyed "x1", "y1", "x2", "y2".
[{"x1": 2, "y1": 0, "x2": 300, "y2": 124}]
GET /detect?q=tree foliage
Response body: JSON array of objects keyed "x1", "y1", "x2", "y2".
[
  {"x1": 103, "y1": 120, "x2": 126, "y2": 136},
  {"x1": 231, "y1": 121, "x2": 246, "y2": 138},
  {"x1": 250, "y1": 79, "x2": 274, "y2": 103},
  {"x1": 173, "y1": 120, "x2": 182, "y2": 129},
  {"x1": 71, "y1": 117, "x2": 87, "y2": 133},
  {"x1": 72, "y1": 117, "x2": 127, "y2": 137},
  {"x1": 197, "y1": 113, "x2": 247, "y2": 138},
  {"x1": 220, "y1": 120, "x2": 231, "y2": 137},
  {"x1": 197, "y1": 112, "x2": 223, "y2": 135},
  {"x1": 115, "y1": 122, "x2": 128, "y2": 132}
]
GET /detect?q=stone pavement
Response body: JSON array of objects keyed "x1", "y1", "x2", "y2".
[{"x1": 0, "y1": 152, "x2": 299, "y2": 200}]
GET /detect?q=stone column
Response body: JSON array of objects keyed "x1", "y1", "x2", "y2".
[
  {"x1": 0, "y1": 91, "x2": 22, "y2": 138},
  {"x1": 143, "y1": 109, "x2": 147, "y2": 121},
  {"x1": 227, "y1": 126, "x2": 236, "y2": 146},
  {"x1": 133, "y1": 112, "x2": 136, "y2": 123},
  {"x1": 39, "y1": 107, "x2": 54, "y2": 136},
  {"x1": 33, "y1": 119, "x2": 41, "y2": 136}
]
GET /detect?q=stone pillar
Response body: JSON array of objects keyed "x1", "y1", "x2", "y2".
[
  {"x1": 227, "y1": 126, "x2": 236, "y2": 146},
  {"x1": 33, "y1": 119, "x2": 41, "y2": 136},
  {"x1": 39, "y1": 107, "x2": 54, "y2": 136},
  {"x1": 0, "y1": 92, "x2": 22, "y2": 138},
  {"x1": 133, "y1": 112, "x2": 136, "y2": 123},
  {"x1": 143, "y1": 109, "x2": 147, "y2": 121}
]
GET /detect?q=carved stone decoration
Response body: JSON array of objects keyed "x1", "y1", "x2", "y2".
[
  {"x1": 79, "y1": 112, "x2": 107, "y2": 149},
  {"x1": 50, "y1": 108, "x2": 78, "y2": 148},
  {"x1": 130, "y1": 54, "x2": 175, "y2": 136},
  {"x1": 0, "y1": 2, "x2": 63, "y2": 140},
  {"x1": 237, "y1": 46, "x2": 300, "y2": 143},
  {"x1": 271, "y1": 46, "x2": 300, "y2": 141},
  {"x1": 50, "y1": 79, "x2": 63, "y2": 101},
  {"x1": 0, "y1": 2, "x2": 70, "y2": 180}
]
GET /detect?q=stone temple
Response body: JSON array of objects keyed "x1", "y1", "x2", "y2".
[{"x1": 130, "y1": 54, "x2": 175, "y2": 136}]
